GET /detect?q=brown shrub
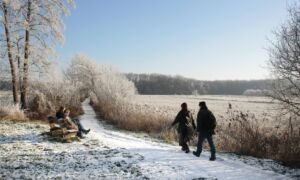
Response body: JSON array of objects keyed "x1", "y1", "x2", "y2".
[
  {"x1": 28, "y1": 92, "x2": 56, "y2": 119},
  {"x1": 0, "y1": 104, "x2": 27, "y2": 121},
  {"x1": 28, "y1": 80, "x2": 84, "y2": 120},
  {"x1": 91, "y1": 96, "x2": 170, "y2": 134},
  {"x1": 216, "y1": 108, "x2": 300, "y2": 167}
]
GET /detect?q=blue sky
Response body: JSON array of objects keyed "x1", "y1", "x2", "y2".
[{"x1": 57, "y1": 0, "x2": 290, "y2": 80}]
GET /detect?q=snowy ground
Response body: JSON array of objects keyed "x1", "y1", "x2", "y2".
[
  {"x1": 0, "y1": 100, "x2": 299, "y2": 179},
  {"x1": 0, "y1": 121, "x2": 146, "y2": 179}
]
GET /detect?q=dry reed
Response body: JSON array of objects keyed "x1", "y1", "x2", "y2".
[{"x1": 0, "y1": 104, "x2": 27, "y2": 121}]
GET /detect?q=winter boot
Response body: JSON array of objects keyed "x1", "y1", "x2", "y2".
[
  {"x1": 77, "y1": 132, "x2": 85, "y2": 139},
  {"x1": 193, "y1": 151, "x2": 200, "y2": 157},
  {"x1": 185, "y1": 146, "x2": 190, "y2": 153},
  {"x1": 209, "y1": 154, "x2": 216, "y2": 161},
  {"x1": 84, "y1": 129, "x2": 90, "y2": 134}
]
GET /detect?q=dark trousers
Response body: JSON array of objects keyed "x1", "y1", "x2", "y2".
[
  {"x1": 196, "y1": 132, "x2": 216, "y2": 156},
  {"x1": 179, "y1": 133, "x2": 189, "y2": 151},
  {"x1": 72, "y1": 118, "x2": 86, "y2": 137}
]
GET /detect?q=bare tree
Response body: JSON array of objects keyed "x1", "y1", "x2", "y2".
[
  {"x1": 19, "y1": 0, "x2": 74, "y2": 108},
  {"x1": 0, "y1": 0, "x2": 74, "y2": 108},
  {"x1": 0, "y1": 0, "x2": 19, "y2": 104},
  {"x1": 268, "y1": 4, "x2": 300, "y2": 117},
  {"x1": 64, "y1": 54, "x2": 100, "y2": 94}
]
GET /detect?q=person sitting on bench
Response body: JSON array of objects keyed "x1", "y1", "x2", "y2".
[
  {"x1": 61, "y1": 109, "x2": 78, "y2": 131},
  {"x1": 62, "y1": 109, "x2": 90, "y2": 138}
]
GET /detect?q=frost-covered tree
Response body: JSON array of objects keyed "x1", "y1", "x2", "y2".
[
  {"x1": 0, "y1": 0, "x2": 74, "y2": 108},
  {"x1": 19, "y1": 0, "x2": 74, "y2": 108},
  {"x1": 65, "y1": 54, "x2": 136, "y2": 104},
  {"x1": 64, "y1": 54, "x2": 100, "y2": 94},
  {"x1": 268, "y1": 4, "x2": 300, "y2": 117},
  {"x1": 0, "y1": 0, "x2": 21, "y2": 104}
]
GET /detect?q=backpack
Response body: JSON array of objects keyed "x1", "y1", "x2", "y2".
[{"x1": 208, "y1": 111, "x2": 217, "y2": 130}]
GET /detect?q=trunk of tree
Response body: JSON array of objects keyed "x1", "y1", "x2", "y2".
[
  {"x1": 2, "y1": 2, "x2": 19, "y2": 104},
  {"x1": 17, "y1": 54, "x2": 22, "y2": 92},
  {"x1": 21, "y1": 0, "x2": 32, "y2": 109}
]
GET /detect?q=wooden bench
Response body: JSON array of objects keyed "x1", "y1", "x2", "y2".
[{"x1": 48, "y1": 116, "x2": 79, "y2": 143}]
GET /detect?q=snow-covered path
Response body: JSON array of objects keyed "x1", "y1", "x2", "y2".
[{"x1": 81, "y1": 100, "x2": 292, "y2": 180}]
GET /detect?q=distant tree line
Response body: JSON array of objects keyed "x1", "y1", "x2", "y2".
[
  {"x1": 126, "y1": 73, "x2": 272, "y2": 95},
  {"x1": 1, "y1": 73, "x2": 272, "y2": 95}
]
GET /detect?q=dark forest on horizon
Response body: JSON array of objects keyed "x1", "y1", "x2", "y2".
[{"x1": 126, "y1": 73, "x2": 271, "y2": 95}]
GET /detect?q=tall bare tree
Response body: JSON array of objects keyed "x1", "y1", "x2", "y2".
[
  {"x1": 20, "y1": 0, "x2": 31, "y2": 109},
  {"x1": 0, "y1": 0, "x2": 74, "y2": 108},
  {"x1": 268, "y1": 4, "x2": 300, "y2": 117},
  {"x1": 0, "y1": 0, "x2": 19, "y2": 104},
  {"x1": 20, "y1": 0, "x2": 74, "y2": 108}
]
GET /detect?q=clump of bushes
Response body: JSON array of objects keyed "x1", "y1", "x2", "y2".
[
  {"x1": 27, "y1": 77, "x2": 84, "y2": 120},
  {"x1": 90, "y1": 93, "x2": 171, "y2": 134},
  {"x1": 88, "y1": 64, "x2": 171, "y2": 134},
  {"x1": 66, "y1": 54, "x2": 173, "y2": 135},
  {"x1": 0, "y1": 75, "x2": 86, "y2": 121}
]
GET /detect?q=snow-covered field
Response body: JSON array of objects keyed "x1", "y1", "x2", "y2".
[
  {"x1": 1, "y1": 99, "x2": 299, "y2": 179},
  {"x1": 132, "y1": 95, "x2": 280, "y2": 125}
]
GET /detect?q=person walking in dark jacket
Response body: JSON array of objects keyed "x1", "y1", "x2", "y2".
[
  {"x1": 193, "y1": 101, "x2": 217, "y2": 161},
  {"x1": 172, "y1": 103, "x2": 196, "y2": 153}
]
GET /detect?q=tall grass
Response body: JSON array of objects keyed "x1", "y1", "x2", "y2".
[
  {"x1": 0, "y1": 92, "x2": 27, "y2": 121},
  {"x1": 215, "y1": 107, "x2": 300, "y2": 167},
  {"x1": 0, "y1": 103, "x2": 27, "y2": 121},
  {"x1": 90, "y1": 93, "x2": 171, "y2": 134}
]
